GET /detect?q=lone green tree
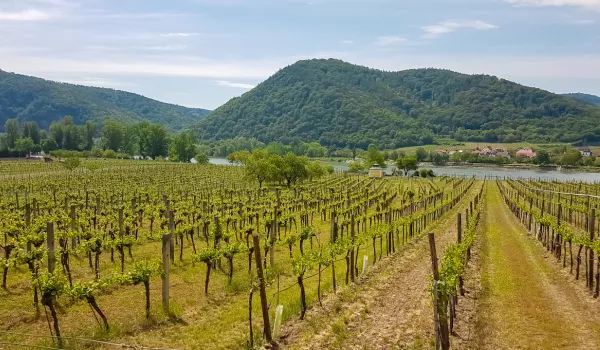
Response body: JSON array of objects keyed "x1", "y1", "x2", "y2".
[
  {"x1": 169, "y1": 131, "x2": 197, "y2": 162},
  {"x1": 396, "y1": 156, "x2": 418, "y2": 176}
]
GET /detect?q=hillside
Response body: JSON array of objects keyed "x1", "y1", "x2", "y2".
[
  {"x1": 563, "y1": 93, "x2": 600, "y2": 106},
  {"x1": 0, "y1": 70, "x2": 210, "y2": 131},
  {"x1": 195, "y1": 59, "x2": 600, "y2": 149}
]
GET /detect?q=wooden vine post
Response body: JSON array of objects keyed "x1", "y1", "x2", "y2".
[
  {"x1": 252, "y1": 234, "x2": 274, "y2": 345},
  {"x1": 70, "y1": 205, "x2": 77, "y2": 249},
  {"x1": 457, "y1": 213, "x2": 464, "y2": 296},
  {"x1": 25, "y1": 203, "x2": 31, "y2": 252},
  {"x1": 590, "y1": 208, "x2": 596, "y2": 293},
  {"x1": 162, "y1": 233, "x2": 171, "y2": 313},
  {"x1": 47, "y1": 222, "x2": 55, "y2": 273},
  {"x1": 428, "y1": 232, "x2": 449, "y2": 350},
  {"x1": 350, "y1": 215, "x2": 356, "y2": 283}
]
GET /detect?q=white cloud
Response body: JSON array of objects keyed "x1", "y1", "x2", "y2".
[
  {"x1": 60, "y1": 77, "x2": 137, "y2": 89},
  {"x1": 0, "y1": 56, "x2": 276, "y2": 79},
  {"x1": 216, "y1": 80, "x2": 256, "y2": 89},
  {"x1": 161, "y1": 33, "x2": 199, "y2": 37},
  {"x1": 571, "y1": 19, "x2": 596, "y2": 24},
  {"x1": 137, "y1": 45, "x2": 187, "y2": 51},
  {"x1": 374, "y1": 36, "x2": 408, "y2": 46},
  {"x1": 505, "y1": 0, "x2": 600, "y2": 8},
  {"x1": 341, "y1": 40, "x2": 354, "y2": 44},
  {"x1": 422, "y1": 20, "x2": 498, "y2": 38},
  {"x1": 0, "y1": 9, "x2": 52, "y2": 21},
  {"x1": 103, "y1": 13, "x2": 182, "y2": 20}
]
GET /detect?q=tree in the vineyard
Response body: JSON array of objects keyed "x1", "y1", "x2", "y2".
[{"x1": 396, "y1": 156, "x2": 418, "y2": 176}]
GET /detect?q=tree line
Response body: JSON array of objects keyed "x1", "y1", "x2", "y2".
[{"x1": 0, "y1": 117, "x2": 200, "y2": 163}]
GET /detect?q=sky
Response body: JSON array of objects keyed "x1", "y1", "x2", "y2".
[{"x1": 1, "y1": 0, "x2": 599, "y2": 110}]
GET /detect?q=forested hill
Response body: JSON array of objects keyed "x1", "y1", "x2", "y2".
[
  {"x1": 563, "y1": 93, "x2": 600, "y2": 106},
  {"x1": 0, "y1": 70, "x2": 210, "y2": 131},
  {"x1": 195, "y1": 59, "x2": 600, "y2": 149}
]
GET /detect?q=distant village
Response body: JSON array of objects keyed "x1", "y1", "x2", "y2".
[{"x1": 434, "y1": 146, "x2": 593, "y2": 159}]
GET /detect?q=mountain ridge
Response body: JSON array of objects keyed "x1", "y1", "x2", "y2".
[
  {"x1": 563, "y1": 93, "x2": 600, "y2": 106},
  {"x1": 194, "y1": 58, "x2": 600, "y2": 148},
  {"x1": 0, "y1": 70, "x2": 211, "y2": 132}
]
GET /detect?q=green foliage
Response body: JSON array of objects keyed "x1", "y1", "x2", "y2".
[
  {"x1": 125, "y1": 260, "x2": 163, "y2": 285},
  {"x1": 136, "y1": 122, "x2": 169, "y2": 158},
  {"x1": 227, "y1": 150, "x2": 251, "y2": 164},
  {"x1": 14, "y1": 137, "x2": 35, "y2": 156},
  {"x1": 194, "y1": 248, "x2": 221, "y2": 264},
  {"x1": 563, "y1": 93, "x2": 600, "y2": 106},
  {"x1": 365, "y1": 145, "x2": 385, "y2": 168},
  {"x1": 560, "y1": 149, "x2": 583, "y2": 166},
  {"x1": 306, "y1": 161, "x2": 328, "y2": 180},
  {"x1": 103, "y1": 150, "x2": 116, "y2": 159},
  {"x1": 348, "y1": 161, "x2": 365, "y2": 172},
  {"x1": 102, "y1": 120, "x2": 123, "y2": 152},
  {"x1": 534, "y1": 149, "x2": 551, "y2": 165},
  {"x1": 61, "y1": 157, "x2": 81, "y2": 171},
  {"x1": 197, "y1": 137, "x2": 265, "y2": 158},
  {"x1": 41, "y1": 138, "x2": 58, "y2": 154},
  {"x1": 195, "y1": 151, "x2": 210, "y2": 164},
  {"x1": 396, "y1": 156, "x2": 418, "y2": 176},
  {"x1": 22, "y1": 122, "x2": 41, "y2": 145},
  {"x1": 37, "y1": 271, "x2": 68, "y2": 299},
  {"x1": 169, "y1": 131, "x2": 197, "y2": 163},
  {"x1": 0, "y1": 70, "x2": 210, "y2": 132},
  {"x1": 415, "y1": 148, "x2": 428, "y2": 162},
  {"x1": 195, "y1": 59, "x2": 600, "y2": 147},
  {"x1": 4, "y1": 118, "x2": 19, "y2": 148},
  {"x1": 430, "y1": 152, "x2": 449, "y2": 165}
]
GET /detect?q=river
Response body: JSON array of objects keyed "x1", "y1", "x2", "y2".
[{"x1": 206, "y1": 158, "x2": 600, "y2": 183}]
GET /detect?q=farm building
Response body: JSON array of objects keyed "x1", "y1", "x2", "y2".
[
  {"x1": 578, "y1": 147, "x2": 593, "y2": 157},
  {"x1": 516, "y1": 148, "x2": 536, "y2": 158},
  {"x1": 369, "y1": 164, "x2": 385, "y2": 178}
]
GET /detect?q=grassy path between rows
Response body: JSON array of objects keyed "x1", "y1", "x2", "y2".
[{"x1": 475, "y1": 182, "x2": 600, "y2": 349}]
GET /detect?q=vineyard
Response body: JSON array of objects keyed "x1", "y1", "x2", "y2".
[
  {"x1": 3, "y1": 160, "x2": 600, "y2": 349},
  {"x1": 0, "y1": 160, "x2": 479, "y2": 349}
]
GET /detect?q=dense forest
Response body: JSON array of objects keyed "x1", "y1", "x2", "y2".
[
  {"x1": 563, "y1": 93, "x2": 600, "y2": 106},
  {"x1": 0, "y1": 70, "x2": 210, "y2": 132},
  {"x1": 195, "y1": 59, "x2": 600, "y2": 149}
]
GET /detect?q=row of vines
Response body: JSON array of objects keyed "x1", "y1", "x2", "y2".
[{"x1": 0, "y1": 161, "x2": 477, "y2": 349}]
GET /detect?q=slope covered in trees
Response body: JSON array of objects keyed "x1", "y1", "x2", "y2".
[
  {"x1": 563, "y1": 93, "x2": 600, "y2": 106},
  {"x1": 0, "y1": 70, "x2": 210, "y2": 132},
  {"x1": 195, "y1": 59, "x2": 600, "y2": 149}
]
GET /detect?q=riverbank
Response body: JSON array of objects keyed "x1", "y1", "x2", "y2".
[{"x1": 418, "y1": 162, "x2": 600, "y2": 173}]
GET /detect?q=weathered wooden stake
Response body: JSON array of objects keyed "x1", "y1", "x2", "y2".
[
  {"x1": 47, "y1": 222, "x2": 55, "y2": 273},
  {"x1": 428, "y1": 232, "x2": 449, "y2": 350},
  {"x1": 252, "y1": 234, "x2": 273, "y2": 344},
  {"x1": 162, "y1": 234, "x2": 170, "y2": 312}
]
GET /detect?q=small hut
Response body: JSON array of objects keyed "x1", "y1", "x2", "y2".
[{"x1": 368, "y1": 164, "x2": 385, "y2": 178}]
